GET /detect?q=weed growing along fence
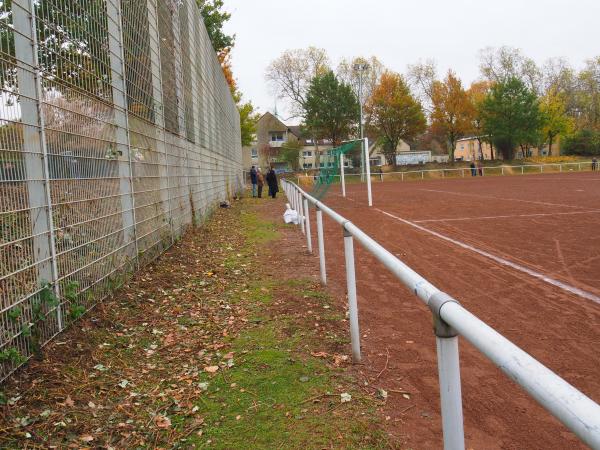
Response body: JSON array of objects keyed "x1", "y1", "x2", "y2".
[{"x1": 0, "y1": 0, "x2": 242, "y2": 380}]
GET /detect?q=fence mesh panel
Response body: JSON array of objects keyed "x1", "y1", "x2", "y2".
[{"x1": 0, "y1": 0, "x2": 242, "y2": 380}]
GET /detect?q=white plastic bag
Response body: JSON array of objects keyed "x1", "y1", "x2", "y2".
[{"x1": 283, "y1": 203, "x2": 299, "y2": 224}]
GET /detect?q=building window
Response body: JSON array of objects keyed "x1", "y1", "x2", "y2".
[
  {"x1": 269, "y1": 132, "x2": 284, "y2": 142},
  {"x1": 303, "y1": 163, "x2": 312, "y2": 169},
  {"x1": 302, "y1": 151, "x2": 312, "y2": 157},
  {"x1": 319, "y1": 162, "x2": 324, "y2": 168},
  {"x1": 370, "y1": 157, "x2": 382, "y2": 166},
  {"x1": 305, "y1": 139, "x2": 313, "y2": 145},
  {"x1": 251, "y1": 148, "x2": 258, "y2": 158}
]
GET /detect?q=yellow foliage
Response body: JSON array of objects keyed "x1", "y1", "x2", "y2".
[{"x1": 523, "y1": 156, "x2": 582, "y2": 164}]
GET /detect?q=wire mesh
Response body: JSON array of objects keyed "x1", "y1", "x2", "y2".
[{"x1": 0, "y1": 0, "x2": 242, "y2": 380}]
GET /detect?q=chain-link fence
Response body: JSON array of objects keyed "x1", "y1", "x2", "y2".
[{"x1": 0, "y1": 0, "x2": 242, "y2": 380}]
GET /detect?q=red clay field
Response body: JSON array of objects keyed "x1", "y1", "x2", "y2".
[{"x1": 310, "y1": 171, "x2": 600, "y2": 449}]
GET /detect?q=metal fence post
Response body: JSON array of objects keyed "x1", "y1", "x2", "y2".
[
  {"x1": 343, "y1": 228, "x2": 361, "y2": 363},
  {"x1": 316, "y1": 207, "x2": 327, "y2": 285},
  {"x1": 14, "y1": 0, "x2": 63, "y2": 329},
  {"x1": 303, "y1": 198, "x2": 312, "y2": 253},
  {"x1": 147, "y1": 0, "x2": 173, "y2": 242},
  {"x1": 107, "y1": 0, "x2": 138, "y2": 268},
  {"x1": 521, "y1": 166, "x2": 524, "y2": 175},
  {"x1": 429, "y1": 294, "x2": 465, "y2": 450}
]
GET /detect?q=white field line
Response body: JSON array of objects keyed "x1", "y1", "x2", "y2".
[
  {"x1": 375, "y1": 208, "x2": 600, "y2": 305},
  {"x1": 414, "y1": 209, "x2": 600, "y2": 223},
  {"x1": 419, "y1": 188, "x2": 590, "y2": 210}
]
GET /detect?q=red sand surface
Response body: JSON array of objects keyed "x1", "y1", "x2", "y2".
[{"x1": 308, "y1": 172, "x2": 600, "y2": 449}]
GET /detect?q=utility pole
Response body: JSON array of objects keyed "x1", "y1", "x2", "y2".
[{"x1": 354, "y1": 63, "x2": 369, "y2": 181}]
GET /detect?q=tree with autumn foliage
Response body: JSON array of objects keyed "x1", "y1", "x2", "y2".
[
  {"x1": 198, "y1": 0, "x2": 258, "y2": 146},
  {"x1": 366, "y1": 72, "x2": 426, "y2": 165},
  {"x1": 539, "y1": 88, "x2": 574, "y2": 156},
  {"x1": 430, "y1": 71, "x2": 474, "y2": 163},
  {"x1": 467, "y1": 80, "x2": 493, "y2": 159}
]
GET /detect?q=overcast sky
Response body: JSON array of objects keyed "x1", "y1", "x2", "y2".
[{"x1": 223, "y1": 0, "x2": 600, "y2": 122}]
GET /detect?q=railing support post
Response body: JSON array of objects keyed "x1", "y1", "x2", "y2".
[
  {"x1": 303, "y1": 198, "x2": 312, "y2": 253},
  {"x1": 316, "y1": 207, "x2": 327, "y2": 285},
  {"x1": 429, "y1": 293, "x2": 465, "y2": 450},
  {"x1": 343, "y1": 227, "x2": 361, "y2": 363},
  {"x1": 299, "y1": 192, "x2": 305, "y2": 234}
]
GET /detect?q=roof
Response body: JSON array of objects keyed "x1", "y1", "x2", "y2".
[{"x1": 287, "y1": 125, "x2": 302, "y2": 138}]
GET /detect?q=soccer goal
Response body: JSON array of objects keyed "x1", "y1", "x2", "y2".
[{"x1": 310, "y1": 137, "x2": 373, "y2": 206}]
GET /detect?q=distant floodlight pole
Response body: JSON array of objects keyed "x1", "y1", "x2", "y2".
[
  {"x1": 354, "y1": 63, "x2": 369, "y2": 182},
  {"x1": 340, "y1": 151, "x2": 346, "y2": 197}
]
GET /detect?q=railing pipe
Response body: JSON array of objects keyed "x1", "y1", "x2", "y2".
[
  {"x1": 281, "y1": 179, "x2": 600, "y2": 448},
  {"x1": 441, "y1": 301, "x2": 600, "y2": 449}
]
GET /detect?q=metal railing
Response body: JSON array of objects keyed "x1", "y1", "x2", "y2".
[
  {"x1": 0, "y1": 0, "x2": 242, "y2": 381},
  {"x1": 297, "y1": 161, "x2": 597, "y2": 184},
  {"x1": 282, "y1": 179, "x2": 600, "y2": 450}
]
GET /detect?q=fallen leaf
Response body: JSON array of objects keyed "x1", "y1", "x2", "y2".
[
  {"x1": 311, "y1": 351, "x2": 328, "y2": 358},
  {"x1": 340, "y1": 392, "x2": 352, "y2": 403},
  {"x1": 64, "y1": 396, "x2": 75, "y2": 407},
  {"x1": 79, "y1": 435, "x2": 94, "y2": 443},
  {"x1": 377, "y1": 388, "x2": 388, "y2": 400},
  {"x1": 154, "y1": 415, "x2": 171, "y2": 429},
  {"x1": 204, "y1": 366, "x2": 219, "y2": 373}
]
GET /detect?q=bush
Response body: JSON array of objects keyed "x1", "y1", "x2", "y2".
[{"x1": 562, "y1": 130, "x2": 600, "y2": 156}]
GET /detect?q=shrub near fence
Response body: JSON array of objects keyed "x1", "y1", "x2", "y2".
[{"x1": 0, "y1": 0, "x2": 242, "y2": 380}]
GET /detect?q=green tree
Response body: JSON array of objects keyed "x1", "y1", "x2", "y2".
[
  {"x1": 562, "y1": 130, "x2": 600, "y2": 156},
  {"x1": 304, "y1": 71, "x2": 359, "y2": 146},
  {"x1": 366, "y1": 71, "x2": 426, "y2": 165},
  {"x1": 279, "y1": 140, "x2": 303, "y2": 171},
  {"x1": 480, "y1": 77, "x2": 542, "y2": 160},
  {"x1": 197, "y1": 0, "x2": 235, "y2": 54},
  {"x1": 239, "y1": 102, "x2": 259, "y2": 147}
]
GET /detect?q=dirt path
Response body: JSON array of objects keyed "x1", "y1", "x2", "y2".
[{"x1": 0, "y1": 197, "x2": 394, "y2": 449}]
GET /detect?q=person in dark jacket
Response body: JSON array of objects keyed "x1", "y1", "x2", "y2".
[
  {"x1": 250, "y1": 166, "x2": 257, "y2": 197},
  {"x1": 266, "y1": 167, "x2": 279, "y2": 199},
  {"x1": 470, "y1": 161, "x2": 477, "y2": 176}
]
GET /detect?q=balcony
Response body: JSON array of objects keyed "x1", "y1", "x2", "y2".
[{"x1": 269, "y1": 140, "x2": 285, "y2": 148}]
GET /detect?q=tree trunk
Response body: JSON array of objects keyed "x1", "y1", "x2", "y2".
[
  {"x1": 314, "y1": 136, "x2": 320, "y2": 170},
  {"x1": 548, "y1": 135, "x2": 554, "y2": 157}
]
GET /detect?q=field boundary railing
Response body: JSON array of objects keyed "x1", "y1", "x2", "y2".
[
  {"x1": 296, "y1": 160, "x2": 597, "y2": 184},
  {"x1": 281, "y1": 178, "x2": 600, "y2": 450}
]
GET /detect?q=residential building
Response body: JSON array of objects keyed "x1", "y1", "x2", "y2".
[
  {"x1": 454, "y1": 136, "x2": 560, "y2": 161},
  {"x1": 242, "y1": 111, "x2": 410, "y2": 172}
]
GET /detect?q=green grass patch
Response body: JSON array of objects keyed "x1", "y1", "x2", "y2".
[
  {"x1": 189, "y1": 323, "x2": 385, "y2": 449},
  {"x1": 240, "y1": 211, "x2": 280, "y2": 245}
]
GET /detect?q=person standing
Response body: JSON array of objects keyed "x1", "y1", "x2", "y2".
[
  {"x1": 470, "y1": 161, "x2": 477, "y2": 177},
  {"x1": 256, "y1": 168, "x2": 264, "y2": 198},
  {"x1": 250, "y1": 165, "x2": 257, "y2": 197},
  {"x1": 477, "y1": 160, "x2": 483, "y2": 176},
  {"x1": 592, "y1": 157, "x2": 598, "y2": 171},
  {"x1": 266, "y1": 167, "x2": 279, "y2": 199}
]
